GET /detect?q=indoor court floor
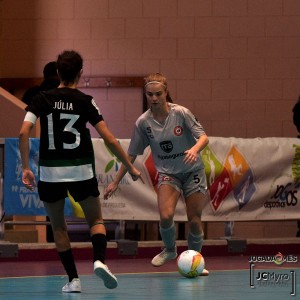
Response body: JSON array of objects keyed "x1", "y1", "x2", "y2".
[{"x1": 0, "y1": 256, "x2": 299, "y2": 300}]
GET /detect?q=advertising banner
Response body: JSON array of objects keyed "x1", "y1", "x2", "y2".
[
  {"x1": 4, "y1": 138, "x2": 73, "y2": 216},
  {"x1": 3, "y1": 137, "x2": 300, "y2": 221}
]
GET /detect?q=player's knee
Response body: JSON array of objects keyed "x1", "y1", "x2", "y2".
[
  {"x1": 189, "y1": 217, "x2": 201, "y2": 231},
  {"x1": 90, "y1": 220, "x2": 105, "y2": 229},
  {"x1": 160, "y1": 215, "x2": 174, "y2": 227},
  {"x1": 160, "y1": 220, "x2": 172, "y2": 229}
]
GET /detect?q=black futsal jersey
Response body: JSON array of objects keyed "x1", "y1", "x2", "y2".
[{"x1": 25, "y1": 87, "x2": 103, "y2": 183}]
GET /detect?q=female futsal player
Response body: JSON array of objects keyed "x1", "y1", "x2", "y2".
[
  {"x1": 19, "y1": 50, "x2": 142, "y2": 293},
  {"x1": 104, "y1": 72, "x2": 209, "y2": 275}
]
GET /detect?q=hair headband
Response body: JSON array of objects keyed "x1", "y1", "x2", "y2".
[{"x1": 144, "y1": 81, "x2": 166, "y2": 88}]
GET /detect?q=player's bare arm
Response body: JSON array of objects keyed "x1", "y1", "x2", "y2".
[
  {"x1": 19, "y1": 121, "x2": 37, "y2": 191},
  {"x1": 104, "y1": 155, "x2": 137, "y2": 199},
  {"x1": 94, "y1": 121, "x2": 143, "y2": 182}
]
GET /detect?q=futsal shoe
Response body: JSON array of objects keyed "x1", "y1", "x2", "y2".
[
  {"x1": 94, "y1": 260, "x2": 118, "y2": 289},
  {"x1": 151, "y1": 246, "x2": 178, "y2": 266},
  {"x1": 200, "y1": 268, "x2": 209, "y2": 276},
  {"x1": 62, "y1": 278, "x2": 81, "y2": 293}
]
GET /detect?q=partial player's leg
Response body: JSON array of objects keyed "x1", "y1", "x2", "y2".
[
  {"x1": 185, "y1": 190, "x2": 209, "y2": 276},
  {"x1": 151, "y1": 181, "x2": 180, "y2": 266},
  {"x1": 44, "y1": 199, "x2": 81, "y2": 292},
  {"x1": 79, "y1": 195, "x2": 118, "y2": 289}
]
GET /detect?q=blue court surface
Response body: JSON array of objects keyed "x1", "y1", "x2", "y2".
[{"x1": 0, "y1": 268, "x2": 299, "y2": 300}]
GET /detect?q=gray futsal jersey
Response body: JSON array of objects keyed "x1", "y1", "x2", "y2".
[{"x1": 128, "y1": 103, "x2": 206, "y2": 174}]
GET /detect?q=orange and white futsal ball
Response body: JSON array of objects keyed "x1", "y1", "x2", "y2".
[{"x1": 177, "y1": 250, "x2": 205, "y2": 278}]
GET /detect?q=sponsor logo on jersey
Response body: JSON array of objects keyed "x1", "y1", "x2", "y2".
[{"x1": 160, "y1": 140, "x2": 173, "y2": 153}]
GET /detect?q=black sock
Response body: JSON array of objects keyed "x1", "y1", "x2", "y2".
[
  {"x1": 58, "y1": 249, "x2": 78, "y2": 282},
  {"x1": 91, "y1": 233, "x2": 107, "y2": 263}
]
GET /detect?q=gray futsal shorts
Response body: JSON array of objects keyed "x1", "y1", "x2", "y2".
[{"x1": 157, "y1": 168, "x2": 208, "y2": 198}]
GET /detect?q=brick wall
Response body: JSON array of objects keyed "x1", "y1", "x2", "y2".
[
  {"x1": 1, "y1": 0, "x2": 300, "y2": 240},
  {"x1": 1, "y1": 0, "x2": 300, "y2": 138}
]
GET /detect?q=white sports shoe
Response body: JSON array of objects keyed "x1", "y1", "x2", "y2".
[
  {"x1": 200, "y1": 268, "x2": 209, "y2": 276},
  {"x1": 94, "y1": 260, "x2": 118, "y2": 289},
  {"x1": 151, "y1": 247, "x2": 178, "y2": 267},
  {"x1": 62, "y1": 278, "x2": 81, "y2": 293}
]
